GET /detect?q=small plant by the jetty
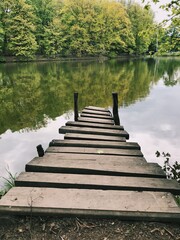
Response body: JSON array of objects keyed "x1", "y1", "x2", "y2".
[
  {"x1": 156, "y1": 151, "x2": 180, "y2": 205},
  {"x1": 155, "y1": 151, "x2": 180, "y2": 182},
  {"x1": 0, "y1": 168, "x2": 17, "y2": 199}
]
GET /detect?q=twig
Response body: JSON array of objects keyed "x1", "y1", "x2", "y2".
[
  {"x1": 75, "y1": 218, "x2": 97, "y2": 231},
  {"x1": 164, "y1": 227, "x2": 175, "y2": 239},
  {"x1": 150, "y1": 228, "x2": 164, "y2": 235}
]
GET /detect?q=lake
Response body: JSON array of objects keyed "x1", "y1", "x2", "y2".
[{"x1": 0, "y1": 57, "x2": 180, "y2": 187}]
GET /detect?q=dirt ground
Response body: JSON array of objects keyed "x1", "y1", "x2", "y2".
[{"x1": 0, "y1": 216, "x2": 180, "y2": 240}]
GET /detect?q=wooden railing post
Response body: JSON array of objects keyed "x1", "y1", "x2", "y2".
[
  {"x1": 74, "y1": 92, "x2": 79, "y2": 121},
  {"x1": 112, "y1": 92, "x2": 120, "y2": 125},
  {"x1": 36, "y1": 144, "x2": 44, "y2": 157}
]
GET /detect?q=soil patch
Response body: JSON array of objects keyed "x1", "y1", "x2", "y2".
[{"x1": 0, "y1": 216, "x2": 180, "y2": 240}]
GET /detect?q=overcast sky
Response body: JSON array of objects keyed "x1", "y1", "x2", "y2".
[{"x1": 135, "y1": 0, "x2": 171, "y2": 23}]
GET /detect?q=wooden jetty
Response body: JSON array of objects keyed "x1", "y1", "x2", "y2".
[{"x1": 0, "y1": 93, "x2": 180, "y2": 222}]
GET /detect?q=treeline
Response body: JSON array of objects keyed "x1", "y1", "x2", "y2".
[{"x1": 0, "y1": 0, "x2": 179, "y2": 59}]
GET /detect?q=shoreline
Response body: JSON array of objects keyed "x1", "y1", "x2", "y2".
[
  {"x1": 0, "y1": 52, "x2": 180, "y2": 64},
  {"x1": 0, "y1": 55, "x2": 148, "y2": 64}
]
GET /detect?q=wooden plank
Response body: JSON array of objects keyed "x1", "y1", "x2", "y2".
[
  {"x1": 82, "y1": 109, "x2": 112, "y2": 116},
  {"x1": 27, "y1": 152, "x2": 147, "y2": 164},
  {"x1": 78, "y1": 117, "x2": 114, "y2": 125},
  {"x1": 26, "y1": 155, "x2": 165, "y2": 178},
  {"x1": 66, "y1": 121, "x2": 124, "y2": 130},
  {"x1": 80, "y1": 113, "x2": 113, "y2": 120},
  {"x1": 49, "y1": 139, "x2": 140, "y2": 150},
  {"x1": 46, "y1": 146, "x2": 143, "y2": 157},
  {"x1": 64, "y1": 133, "x2": 126, "y2": 142},
  {"x1": 85, "y1": 106, "x2": 109, "y2": 112},
  {"x1": 0, "y1": 187, "x2": 180, "y2": 221},
  {"x1": 59, "y1": 126, "x2": 129, "y2": 139},
  {"x1": 15, "y1": 172, "x2": 180, "y2": 194}
]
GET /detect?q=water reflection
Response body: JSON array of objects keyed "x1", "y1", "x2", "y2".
[
  {"x1": 120, "y1": 81, "x2": 180, "y2": 165},
  {"x1": 1, "y1": 58, "x2": 180, "y2": 134},
  {"x1": 0, "y1": 57, "x2": 180, "y2": 186},
  {"x1": 0, "y1": 113, "x2": 73, "y2": 187}
]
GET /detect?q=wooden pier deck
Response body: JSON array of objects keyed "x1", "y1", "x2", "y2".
[{"x1": 0, "y1": 93, "x2": 180, "y2": 222}]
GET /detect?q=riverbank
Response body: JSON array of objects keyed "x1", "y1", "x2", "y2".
[
  {"x1": 0, "y1": 53, "x2": 179, "y2": 64},
  {"x1": 0, "y1": 55, "x2": 148, "y2": 64},
  {"x1": 0, "y1": 216, "x2": 180, "y2": 240},
  {"x1": 0, "y1": 55, "x2": 106, "y2": 63}
]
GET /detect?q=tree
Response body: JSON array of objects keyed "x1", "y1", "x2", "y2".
[
  {"x1": 0, "y1": 4, "x2": 5, "y2": 54},
  {"x1": 53, "y1": 0, "x2": 135, "y2": 57},
  {"x1": 58, "y1": 0, "x2": 95, "y2": 56},
  {"x1": 28, "y1": 0, "x2": 59, "y2": 54},
  {"x1": 126, "y1": 2, "x2": 155, "y2": 54},
  {"x1": 160, "y1": 24, "x2": 180, "y2": 53},
  {"x1": 96, "y1": 0, "x2": 135, "y2": 55},
  {"x1": 140, "y1": 0, "x2": 179, "y2": 55},
  {"x1": 43, "y1": 17, "x2": 63, "y2": 56},
  {"x1": 0, "y1": 20, "x2": 4, "y2": 54},
  {"x1": 1, "y1": 0, "x2": 38, "y2": 58},
  {"x1": 143, "y1": 0, "x2": 180, "y2": 22}
]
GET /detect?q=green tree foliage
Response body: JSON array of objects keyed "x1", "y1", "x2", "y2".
[
  {"x1": 0, "y1": 0, "x2": 157, "y2": 58},
  {"x1": 158, "y1": 20, "x2": 180, "y2": 54},
  {"x1": 0, "y1": 0, "x2": 38, "y2": 58},
  {"x1": 43, "y1": 17, "x2": 63, "y2": 56},
  {"x1": 0, "y1": 22, "x2": 4, "y2": 54},
  {"x1": 144, "y1": 0, "x2": 180, "y2": 20},
  {"x1": 0, "y1": 7, "x2": 4, "y2": 54},
  {"x1": 28, "y1": 0, "x2": 58, "y2": 54},
  {"x1": 126, "y1": 3, "x2": 155, "y2": 54},
  {"x1": 143, "y1": 0, "x2": 180, "y2": 55},
  {"x1": 44, "y1": 0, "x2": 135, "y2": 57}
]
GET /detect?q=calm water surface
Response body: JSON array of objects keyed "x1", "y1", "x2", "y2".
[{"x1": 0, "y1": 57, "x2": 180, "y2": 187}]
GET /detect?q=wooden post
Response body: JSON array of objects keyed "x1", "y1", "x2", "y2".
[
  {"x1": 112, "y1": 92, "x2": 120, "y2": 125},
  {"x1": 36, "y1": 144, "x2": 44, "y2": 157},
  {"x1": 74, "y1": 92, "x2": 79, "y2": 121}
]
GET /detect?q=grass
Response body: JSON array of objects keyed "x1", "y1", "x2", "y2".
[
  {"x1": 175, "y1": 196, "x2": 180, "y2": 206},
  {"x1": 0, "y1": 168, "x2": 17, "y2": 199}
]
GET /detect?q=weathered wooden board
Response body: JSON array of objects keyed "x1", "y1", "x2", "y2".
[
  {"x1": 59, "y1": 126, "x2": 129, "y2": 139},
  {"x1": 82, "y1": 109, "x2": 112, "y2": 116},
  {"x1": 28, "y1": 152, "x2": 147, "y2": 163},
  {"x1": 66, "y1": 121, "x2": 124, "y2": 130},
  {"x1": 49, "y1": 139, "x2": 140, "y2": 150},
  {"x1": 78, "y1": 117, "x2": 114, "y2": 125},
  {"x1": 26, "y1": 155, "x2": 165, "y2": 178},
  {"x1": 0, "y1": 187, "x2": 180, "y2": 221},
  {"x1": 80, "y1": 113, "x2": 113, "y2": 120},
  {"x1": 64, "y1": 133, "x2": 126, "y2": 142},
  {"x1": 15, "y1": 172, "x2": 180, "y2": 194},
  {"x1": 46, "y1": 146, "x2": 143, "y2": 157},
  {"x1": 85, "y1": 106, "x2": 109, "y2": 112}
]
